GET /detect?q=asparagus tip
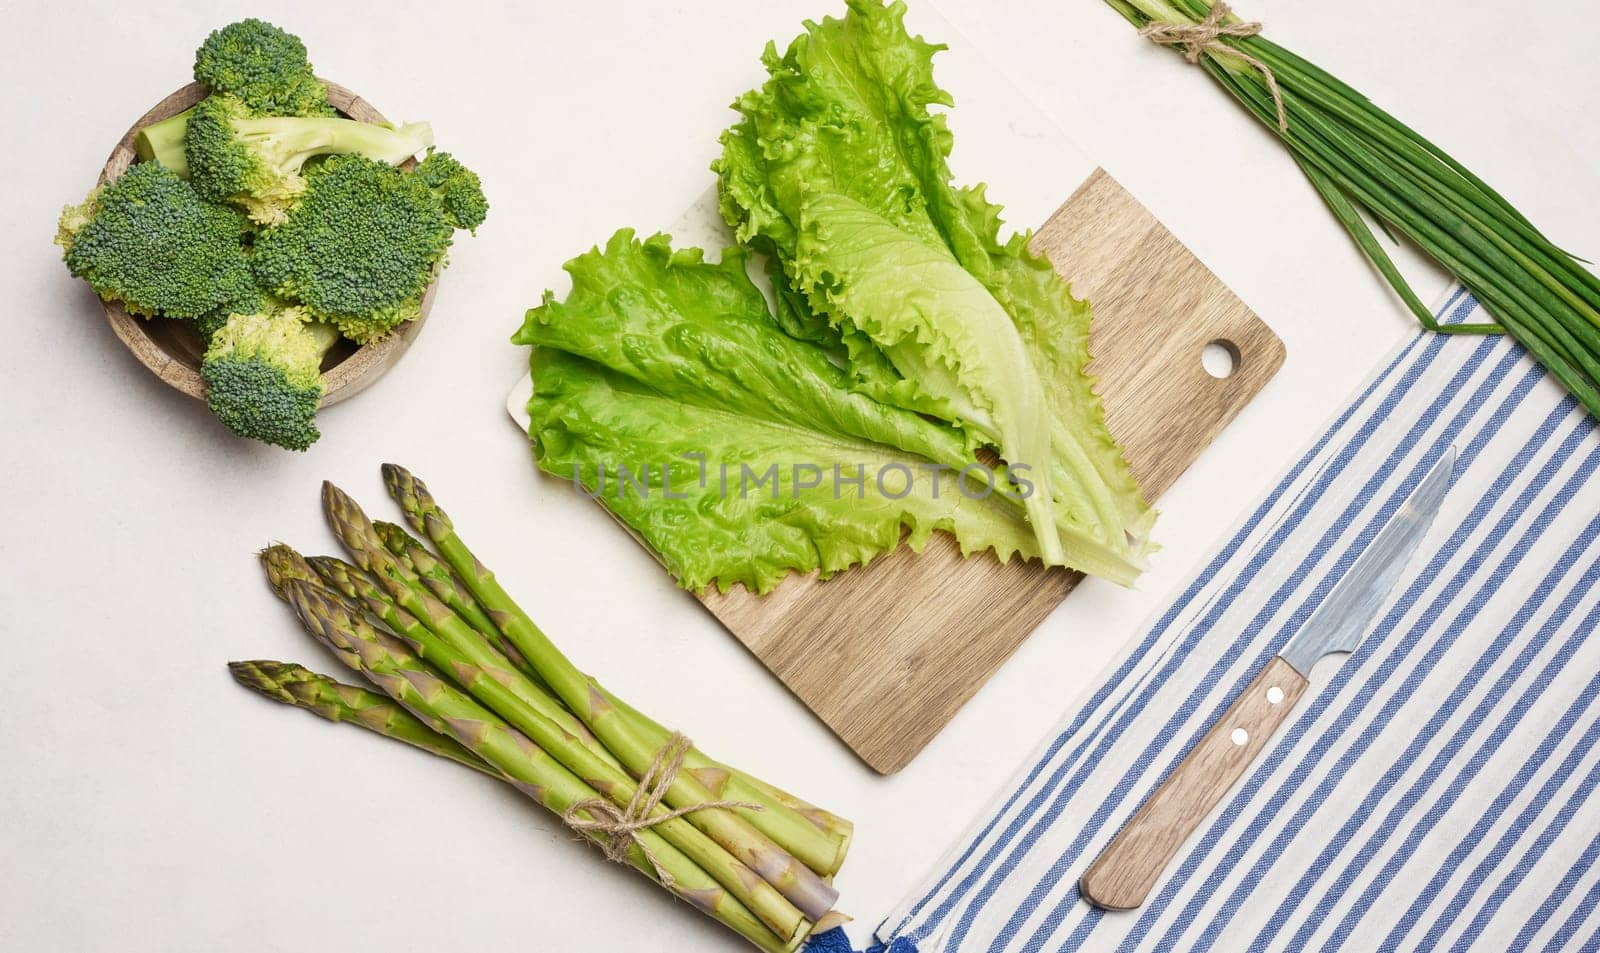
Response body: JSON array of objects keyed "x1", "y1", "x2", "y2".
[
  {"x1": 282, "y1": 578, "x2": 327, "y2": 633},
  {"x1": 259, "y1": 543, "x2": 318, "y2": 601},
  {"x1": 309, "y1": 556, "x2": 397, "y2": 614},
  {"x1": 321, "y1": 481, "x2": 392, "y2": 574},
  {"x1": 306, "y1": 554, "x2": 341, "y2": 581},
  {"x1": 283, "y1": 579, "x2": 358, "y2": 640},
  {"x1": 228, "y1": 659, "x2": 297, "y2": 703},
  {"x1": 280, "y1": 578, "x2": 374, "y2": 674},
  {"x1": 382, "y1": 463, "x2": 451, "y2": 538},
  {"x1": 372, "y1": 521, "x2": 411, "y2": 558},
  {"x1": 320, "y1": 480, "x2": 349, "y2": 518}
]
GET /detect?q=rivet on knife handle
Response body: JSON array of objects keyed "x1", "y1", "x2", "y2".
[{"x1": 1079, "y1": 656, "x2": 1310, "y2": 910}]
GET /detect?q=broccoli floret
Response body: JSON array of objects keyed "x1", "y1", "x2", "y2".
[
  {"x1": 138, "y1": 20, "x2": 335, "y2": 177},
  {"x1": 252, "y1": 155, "x2": 460, "y2": 343},
  {"x1": 193, "y1": 19, "x2": 335, "y2": 117},
  {"x1": 414, "y1": 151, "x2": 489, "y2": 232},
  {"x1": 186, "y1": 92, "x2": 434, "y2": 225},
  {"x1": 197, "y1": 282, "x2": 273, "y2": 345},
  {"x1": 55, "y1": 162, "x2": 256, "y2": 319},
  {"x1": 200, "y1": 305, "x2": 339, "y2": 450}
]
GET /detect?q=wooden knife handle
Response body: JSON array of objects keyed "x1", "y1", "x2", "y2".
[{"x1": 1079, "y1": 655, "x2": 1310, "y2": 910}]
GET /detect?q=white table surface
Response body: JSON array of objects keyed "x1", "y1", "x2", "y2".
[{"x1": 2, "y1": 2, "x2": 1594, "y2": 950}]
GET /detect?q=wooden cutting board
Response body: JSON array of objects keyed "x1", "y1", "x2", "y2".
[
  {"x1": 506, "y1": 8, "x2": 1281, "y2": 773},
  {"x1": 698, "y1": 168, "x2": 1283, "y2": 773}
]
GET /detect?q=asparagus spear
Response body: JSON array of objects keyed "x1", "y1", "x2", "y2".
[
  {"x1": 608, "y1": 690, "x2": 854, "y2": 864},
  {"x1": 279, "y1": 579, "x2": 797, "y2": 953},
  {"x1": 307, "y1": 553, "x2": 622, "y2": 772},
  {"x1": 314, "y1": 497, "x2": 812, "y2": 940},
  {"x1": 229, "y1": 659, "x2": 497, "y2": 777},
  {"x1": 292, "y1": 543, "x2": 806, "y2": 940},
  {"x1": 380, "y1": 464, "x2": 849, "y2": 888},
  {"x1": 229, "y1": 658, "x2": 823, "y2": 951},
  {"x1": 260, "y1": 543, "x2": 321, "y2": 594},
  {"x1": 299, "y1": 540, "x2": 850, "y2": 869},
  {"x1": 373, "y1": 520, "x2": 519, "y2": 657}
]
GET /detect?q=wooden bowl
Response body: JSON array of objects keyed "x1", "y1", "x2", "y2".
[{"x1": 95, "y1": 81, "x2": 435, "y2": 407}]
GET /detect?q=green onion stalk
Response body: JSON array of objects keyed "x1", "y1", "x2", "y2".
[
  {"x1": 1106, "y1": 0, "x2": 1600, "y2": 417},
  {"x1": 233, "y1": 471, "x2": 851, "y2": 951}
]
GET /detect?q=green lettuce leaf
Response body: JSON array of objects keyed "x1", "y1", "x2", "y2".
[
  {"x1": 518, "y1": 0, "x2": 1152, "y2": 592},
  {"x1": 951, "y1": 185, "x2": 1157, "y2": 556},
  {"x1": 516, "y1": 229, "x2": 972, "y2": 469},
  {"x1": 714, "y1": 0, "x2": 1152, "y2": 578},
  {"x1": 790, "y1": 191, "x2": 1065, "y2": 566},
  {"x1": 515, "y1": 233, "x2": 1042, "y2": 593}
]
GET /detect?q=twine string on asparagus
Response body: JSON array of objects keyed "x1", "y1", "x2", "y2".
[
  {"x1": 562, "y1": 732, "x2": 763, "y2": 885},
  {"x1": 1139, "y1": 2, "x2": 1287, "y2": 132}
]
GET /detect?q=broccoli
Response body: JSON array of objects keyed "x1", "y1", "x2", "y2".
[
  {"x1": 195, "y1": 307, "x2": 236, "y2": 344},
  {"x1": 137, "y1": 19, "x2": 334, "y2": 176},
  {"x1": 196, "y1": 278, "x2": 271, "y2": 344},
  {"x1": 193, "y1": 19, "x2": 335, "y2": 118},
  {"x1": 185, "y1": 92, "x2": 434, "y2": 225},
  {"x1": 55, "y1": 161, "x2": 256, "y2": 319},
  {"x1": 252, "y1": 154, "x2": 485, "y2": 343},
  {"x1": 200, "y1": 305, "x2": 339, "y2": 450},
  {"x1": 60, "y1": 17, "x2": 490, "y2": 452},
  {"x1": 414, "y1": 151, "x2": 489, "y2": 232}
]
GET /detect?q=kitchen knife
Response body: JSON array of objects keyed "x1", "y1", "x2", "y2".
[{"x1": 1079, "y1": 447, "x2": 1457, "y2": 911}]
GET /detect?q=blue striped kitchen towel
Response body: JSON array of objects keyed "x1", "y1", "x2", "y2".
[{"x1": 868, "y1": 286, "x2": 1600, "y2": 952}]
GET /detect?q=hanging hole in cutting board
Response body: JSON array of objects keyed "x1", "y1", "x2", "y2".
[{"x1": 1202, "y1": 339, "x2": 1242, "y2": 379}]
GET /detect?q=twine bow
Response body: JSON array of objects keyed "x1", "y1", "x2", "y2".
[
  {"x1": 563, "y1": 731, "x2": 763, "y2": 885},
  {"x1": 1138, "y1": 2, "x2": 1288, "y2": 133}
]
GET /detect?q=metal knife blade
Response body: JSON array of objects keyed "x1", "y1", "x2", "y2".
[
  {"x1": 1279, "y1": 447, "x2": 1456, "y2": 677},
  {"x1": 1080, "y1": 446, "x2": 1458, "y2": 911}
]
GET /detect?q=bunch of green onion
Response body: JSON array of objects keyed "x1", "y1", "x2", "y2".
[{"x1": 1107, "y1": 0, "x2": 1600, "y2": 417}]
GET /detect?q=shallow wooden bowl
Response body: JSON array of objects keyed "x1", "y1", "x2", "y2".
[{"x1": 95, "y1": 81, "x2": 435, "y2": 407}]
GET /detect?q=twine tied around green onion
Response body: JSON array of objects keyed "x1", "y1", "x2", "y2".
[
  {"x1": 1139, "y1": 2, "x2": 1288, "y2": 132},
  {"x1": 562, "y1": 732, "x2": 764, "y2": 884}
]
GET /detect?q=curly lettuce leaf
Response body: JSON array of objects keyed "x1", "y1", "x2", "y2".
[
  {"x1": 952, "y1": 185, "x2": 1156, "y2": 555},
  {"x1": 790, "y1": 192, "x2": 1065, "y2": 566},
  {"x1": 713, "y1": 0, "x2": 957, "y2": 260},
  {"x1": 527, "y1": 348, "x2": 1038, "y2": 595},
  {"x1": 714, "y1": 0, "x2": 1152, "y2": 578},
  {"x1": 518, "y1": 0, "x2": 1152, "y2": 590},
  {"x1": 516, "y1": 230, "x2": 1043, "y2": 593},
  {"x1": 515, "y1": 229, "x2": 972, "y2": 469}
]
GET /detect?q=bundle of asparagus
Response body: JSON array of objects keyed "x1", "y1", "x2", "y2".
[{"x1": 230, "y1": 465, "x2": 851, "y2": 951}]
